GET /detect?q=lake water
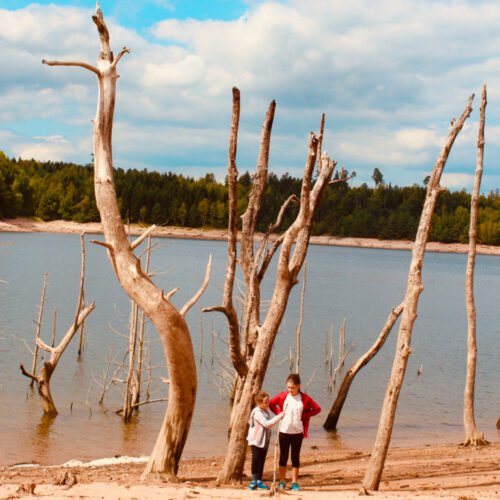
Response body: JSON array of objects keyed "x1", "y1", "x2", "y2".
[{"x1": 0, "y1": 232, "x2": 498, "y2": 466}]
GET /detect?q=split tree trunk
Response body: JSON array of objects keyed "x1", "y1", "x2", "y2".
[
  {"x1": 42, "y1": 4, "x2": 208, "y2": 477},
  {"x1": 463, "y1": 85, "x2": 488, "y2": 447},
  {"x1": 362, "y1": 94, "x2": 474, "y2": 492},
  {"x1": 208, "y1": 90, "x2": 337, "y2": 483}
]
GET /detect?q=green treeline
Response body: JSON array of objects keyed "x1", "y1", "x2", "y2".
[{"x1": 1, "y1": 151, "x2": 500, "y2": 245}]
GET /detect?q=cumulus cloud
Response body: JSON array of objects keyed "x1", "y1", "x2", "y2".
[{"x1": 0, "y1": 1, "x2": 499, "y2": 191}]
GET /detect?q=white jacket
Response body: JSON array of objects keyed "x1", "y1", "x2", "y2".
[{"x1": 247, "y1": 407, "x2": 283, "y2": 448}]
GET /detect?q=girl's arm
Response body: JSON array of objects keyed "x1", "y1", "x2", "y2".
[
  {"x1": 254, "y1": 410, "x2": 284, "y2": 429},
  {"x1": 268, "y1": 393, "x2": 283, "y2": 414},
  {"x1": 305, "y1": 396, "x2": 321, "y2": 417}
]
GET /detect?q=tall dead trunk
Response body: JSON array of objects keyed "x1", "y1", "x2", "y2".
[
  {"x1": 362, "y1": 94, "x2": 474, "y2": 492},
  {"x1": 463, "y1": 85, "x2": 488, "y2": 447},
  {"x1": 205, "y1": 89, "x2": 337, "y2": 483},
  {"x1": 42, "y1": 4, "x2": 208, "y2": 477}
]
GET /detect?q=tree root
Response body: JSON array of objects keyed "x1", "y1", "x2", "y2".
[
  {"x1": 461, "y1": 435, "x2": 490, "y2": 447},
  {"x1": 15, "y1": 483, "x2": 36, "y2": 495},
  {"x1": 54, "y1": 470, "x2": 78, "y2": 488}
]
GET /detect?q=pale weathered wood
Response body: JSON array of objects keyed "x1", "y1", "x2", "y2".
[
  {"x1": 180, "y1": 255, "x2": 212, "y2": 317},
  {"x1": 76, "y1": 233, "x2": 86, "y2": 357},
  {"x1": 43, "y1": 4, "x2": 203, "y2": 476},
  {"x1": 362, "y1": 94, "x2": 474, "y2": 491},
  {"x1": 20, "y1": 238, "x2": 95, "y2": 415},
  {"x1": 30, "y1": 273, "x2": 48, "y2": 387},
  {"x1": 217, "y1": 120, "x2": 337, "y2": 483},
  {"x1": 294, "y1": 262, "x2": 307, "y2": 373},
  {"x1": 202, "y1": 88, "x2": 248, "y2": 378},
  {"x1": 463, "y1": 85, "x2": 488, "y2": 447}
]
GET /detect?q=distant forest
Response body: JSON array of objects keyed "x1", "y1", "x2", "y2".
[{"x1": 1, "y1": 151, "x2": 499, "y2": 245}]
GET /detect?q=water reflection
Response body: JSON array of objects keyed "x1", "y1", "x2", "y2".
[{"x1": 32, "y1": 414, "x2": 57, "y2": 463}]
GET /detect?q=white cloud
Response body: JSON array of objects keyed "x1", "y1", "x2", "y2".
[
  {"x1": 441, "y1": 173, "x2": 474, "y2": 190},
  {"x1": 1, "y1": 1, "x2": 500, "y2": 191},
  {"x1": 11, "y1": 134, "x2": 91, "y2": 163}
]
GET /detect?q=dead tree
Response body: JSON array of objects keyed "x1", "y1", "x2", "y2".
[
  {"x1": 463, "y1": 85, "x2": 488, "y2": 447},
  {"x1": 42, "y1": 4, "x2": 209, "y2": 477},
  {"x1": 204, "y1": 89, "x2": 338, "y2": 483},
  {"x1": 362, "y1": 93, "x2": 474, "y2": 492},
  {"x1": 20, "y1": 237, "x2": 95, "y2": 415},
  {"x1": 323, "y1": 303, "x2": 403, "y2": 431},
  {"x1": 294, "y1": 262, "x2": 307, "y2": 373},
  {"x1": 29, "y1": 273, "x2": 48, "y2": 387}
]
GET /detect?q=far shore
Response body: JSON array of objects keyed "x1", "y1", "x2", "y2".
[{"x1": 1, "y1": 217, "x2": 500, "y2": 256}]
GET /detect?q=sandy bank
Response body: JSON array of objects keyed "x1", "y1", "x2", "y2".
[
  {"x1": 1, "y1": 217, "x2": 500, "y2": 256},
  {"x1": 1, "y1": 442, "x2": 499, "y2": 499}
]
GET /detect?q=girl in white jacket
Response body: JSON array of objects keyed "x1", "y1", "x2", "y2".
[{"x1": 246, "y1": 390, "x2": 284, "y2": 490}]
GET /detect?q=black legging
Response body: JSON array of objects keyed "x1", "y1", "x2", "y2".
[
  {"x1": 251, "y1": 445, "x2": 268, "y2": 480},
  {"x1": 278, "y1": 432, "x2": 304, "y2": 468}
]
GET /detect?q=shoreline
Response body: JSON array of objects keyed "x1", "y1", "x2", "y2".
[
  {"x1": 1, "y1": 442, "x2": 499, "y2": 499},
  {"x1": 2, "y1": 217, "x2": 500, "y2": 256}
]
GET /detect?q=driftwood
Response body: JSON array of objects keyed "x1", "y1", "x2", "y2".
[
  {"x1": 362, "y1": 94, "x2": 474, "y2": 491},
  {"x1": 462, "y1": 85, "x2": 488, "y2": 447}
]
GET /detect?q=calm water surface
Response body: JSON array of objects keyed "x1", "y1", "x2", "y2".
[{"x1": 0, "y1": 233, "x2": 498, "y2": 466}]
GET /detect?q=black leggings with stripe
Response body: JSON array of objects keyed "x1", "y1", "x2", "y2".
[{"x1": 278, "y1": 432, "x2": 304, "y2": 468}]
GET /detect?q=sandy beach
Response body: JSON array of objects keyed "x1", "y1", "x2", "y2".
[
  {"x1": 1, "y1": 442, "x2": 499, "y2": 499},
  {"x1": 1, "y1": 217, "x2": 500, "y2": 256}
]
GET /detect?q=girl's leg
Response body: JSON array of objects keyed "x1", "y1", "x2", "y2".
[
  {"x1": 250, "y1": 445, "x2": 260, "y2": 482},
  {"x1": 278, "y1": 432, "x2": 291, "y2": 481},
  {"x1": 290, "y1": 433, "x2": 304, "y2": 483},
  {"x1": 257, "y1": 446, "x2": 268, "y2": 481}
]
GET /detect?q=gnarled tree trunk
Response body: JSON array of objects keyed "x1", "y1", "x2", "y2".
[
  {"x1": 362, "y1": 94, "x2": 474, "y2": 492},
  {"x1": 42, "y1": 4, "x2": 209, "y2": 477}
]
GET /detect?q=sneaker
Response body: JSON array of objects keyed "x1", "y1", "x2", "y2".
[
  {"x1": 256, "y1": 480, "x2": 270, "y2": 490},
  {"x1": 248, "y1": 480, "x2": 257, "y2": 490},
  {"x1": 291, "y1": 482, "x2": 300, "y2": 491},
  {"x1": 278, "y1": 481, "x2": 286, "y2": 491}
]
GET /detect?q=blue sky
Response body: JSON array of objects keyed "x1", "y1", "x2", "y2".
[{"x1": 0, "y1": 0, "x2": 500, "y2": 192}]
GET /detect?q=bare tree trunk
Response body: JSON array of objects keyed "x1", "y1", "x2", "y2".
[
  {"x1": 295, "y1": 261, "x2": 307, "y2": 373},
  {"x1": 30, "y1": 273, "x2": 48, "y2": 387},
  {"x1": 324, "y1": 303, "x2": 403, "y2": 431},
  {"x1": 76, "y1": 233, "x2": 86, "y2": 358},
  {"x1": 133, "y1": 234, "x2": 152, "y2": 407},
  {"x1": 21, "y1": 235, "x2": 94, "y2": 415},
  {"x1": 463, "y1": 85, "x2": 488, "y2": 447},
  {"x1": 25, "y1": 304, "x2": 95, "y2": 415},
  {"x1": 42, "y1": 5, "x2": 209, "y2": 477},
  {"x1": 123, "y1": 300, "x2": 139, "y2": 421},
  {"x1": 362, "y1": 94, "x2": 474, "y2": 492},
  {"x1": 214, "y1": 93, "x2": 337, "y2": 481}
]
